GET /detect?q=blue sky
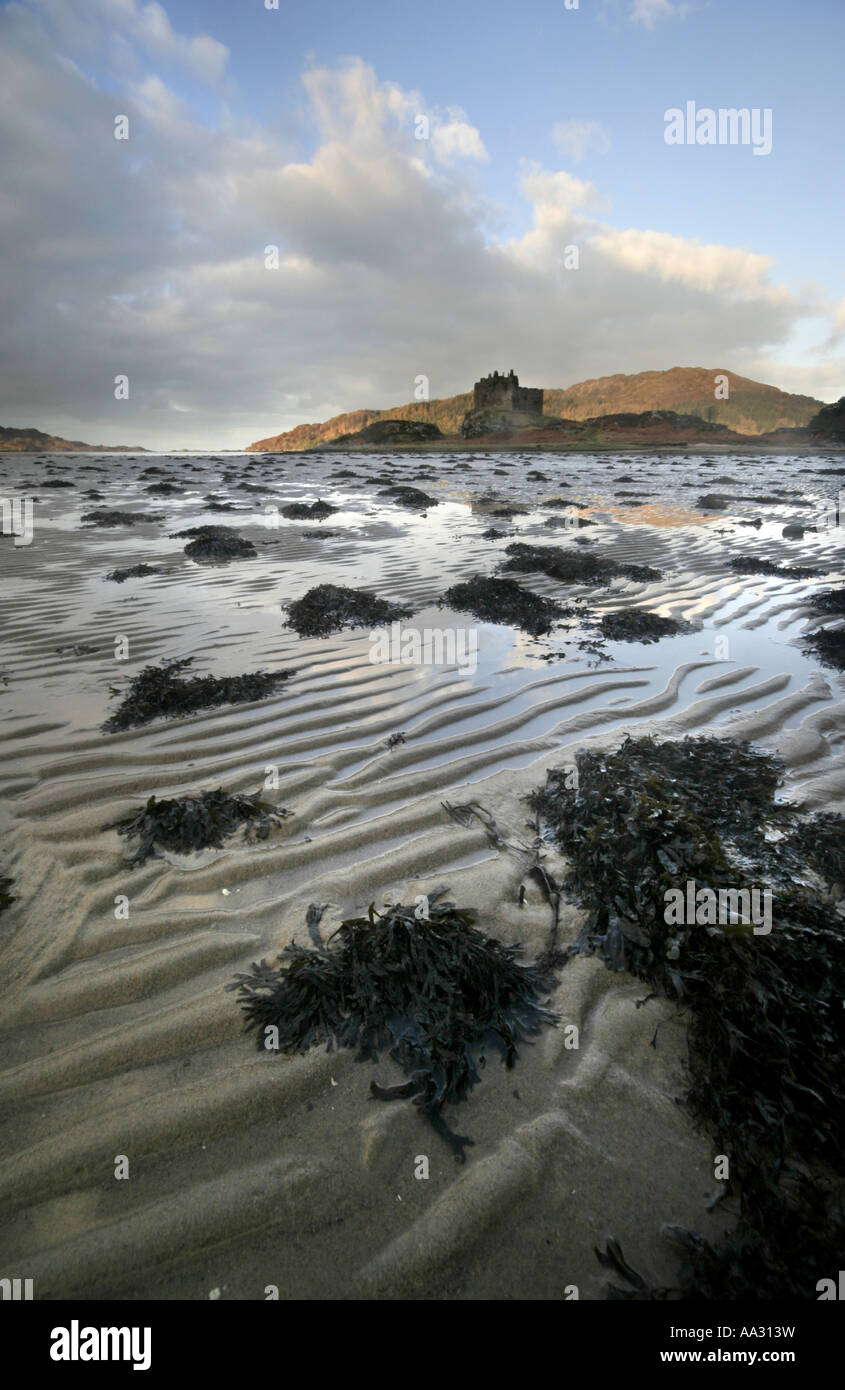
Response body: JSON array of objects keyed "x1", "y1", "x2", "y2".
[
  {"x1": 1, "y1": 0, "x2": 842, "y2": 447},
  {"x1": 164, "y1": 0, "x2": 844, "y2": 289}
]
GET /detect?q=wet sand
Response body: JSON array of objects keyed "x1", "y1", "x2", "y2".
[{"x1": 0, "y1": 447, "x2": 842, "y2": 1299}]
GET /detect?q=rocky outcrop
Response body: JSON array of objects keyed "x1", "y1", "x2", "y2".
[
  {"x1": 312, "y1": 418, "x2": 442, "y2": 448},
  {"x1": 808, "y1": 397, "x2": 845, "y2": 444},
  {"x1": 460, "y1": 408, "x2": 562, "y2": 439}
]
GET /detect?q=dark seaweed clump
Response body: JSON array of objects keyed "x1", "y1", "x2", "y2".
[
  {"x1": 103, "y1": 657, "x2": 292, "y2": 732},
  {"x1": 530, "y1": 735, "x2": 845, "y2": 1299},
  {"x1": 501, "y1": 542, "x2": 661, "y2": 586},
  {"x1": 597, "y1": 609, "x2": 690, "y2": 644},
  {"x1": 377, "y1": 485, "x2": 438, "y2": 509},
  {"x1": 441, "y1": 575, "x2": 570, "y2": 636},
  {"x1": 81, "y1": 508, "x2": 163, "y2": 527},
  {"x1": 172, "y1": 525, "x2": 256, "y2": 563},
  {"x1": 285, "y1": 583, "x2": 413, "y2": 638},
  {"x1": 229, "y1": 897, "x2": 559, "y2": 1159},
  {"x1": 807, "y1": 589, "x2": 845, "y2": 616},
  {"x1": 728, "y1": 555, "x2": 822, "y2": 579},
  {"x1": 280, "y1": 500, "x2": 338, "y2": 520},
  {"x1": 785, "y1": 811, "x2": 845, "y2": 888},
  {"x1": 801, "y1": 626, "x2": 845, "y2": 671},
  {"x1": 106, "y1": 563, "x2": 160, "y2": 583},
  {"x1": 108, "y1": 788, "x2": 286, "y2": 866}
]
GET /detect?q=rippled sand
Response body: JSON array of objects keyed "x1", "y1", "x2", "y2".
[{"x1": 0, "y1": 447, "x2": 842, "y2": 1298}]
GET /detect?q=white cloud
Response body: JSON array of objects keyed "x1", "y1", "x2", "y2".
[
  {"x1": 629, "y1": 0, "x2": 691, "y2": 28},
  {"x1": 551, "y1": 119, "x2": 612, "y2": 162},
  {"x1": 430, "y1": 113, "x2": 489, "y2": 165},
  {"x1": 31, "y1": 0, "x2": 229, "y2": 82}
]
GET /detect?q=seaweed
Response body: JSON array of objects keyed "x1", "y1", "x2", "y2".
[
  {"x1": 597, "y1": 609, "x2": 691, "y2": 644},
  {"x1": 103, "y1": 657, "x2": 292, "y2": 731},
  {"x1": 108, "y1": 787, "x2": 288, "y2": 865},
  {"x1": 441, "y1": 574, "x2": 569, "y2": 636},
  {"x1": 501, "y1": 542, "x2": 661, "y2": 586},
  {"x1": 530, "y1": 735, "x2": 845, "y2": 1299},
  {"x1": 284, "y1": 583, "x2": 413, "y2": 638},
  {"x1": 81, "y1": 508, "x2": 163, "y2": 527},
  {"x1": 0, "y1": 874, "x2": 14, "y2": 912},
  {"x1": 801, "y1": 627, "x2": 845, "y2": 671},
  {"x1": 377, "y1": 485, "x2": 438, "y2": 509},
  {"x1": 228, "y1": 897, "x2": 560, "y2": 1160},
  {"x1": 280, "y1": 501, "x2": 338, "y2": 520},
  {"x1": 728, "y1": 555, "x2": 822, "y2": 579},
  {"x1": 171, "y1": 525, "x2": 256, "y2": 563},
  {"x1": 807, "y1": 589, "x2": 845, "y2": 616},
  {"x1": 785, "y1": 811, "x2": 845, "y2": 887},
  {"x1": 105, "y1": 563, "x2": 160, "y2": 583}
]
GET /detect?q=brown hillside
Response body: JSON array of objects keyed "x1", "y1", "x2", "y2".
[{"x1": 247, "y1": 369, "x2": 821, "y2": 450}]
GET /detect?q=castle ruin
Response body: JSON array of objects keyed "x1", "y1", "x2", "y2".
[{"x1": 473, "y1": 370, "x2": 543, "y2": 415}]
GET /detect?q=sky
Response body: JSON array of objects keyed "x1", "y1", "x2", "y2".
[{"x1": 0, "y1": 0, "x2": 842, "y2": 449}]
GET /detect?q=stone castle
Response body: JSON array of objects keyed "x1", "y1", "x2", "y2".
[{"x1": 473, "y1": 370, "x2": 543, "y2": 415}]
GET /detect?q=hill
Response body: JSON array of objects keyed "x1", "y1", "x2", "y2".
[
  {"x1": 0, "y1": 426, "x2": 145, "y2": 452},
  {"x1": 247, "y1": 368, "x2": 822, "y2": 451},
  {"x1": 546, "y1": 368, "x2": 821, "y2": 436}
]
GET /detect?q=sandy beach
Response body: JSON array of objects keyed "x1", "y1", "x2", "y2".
[{"x1": 0, "y1": 446, "x2": 843, "y2": 1299}]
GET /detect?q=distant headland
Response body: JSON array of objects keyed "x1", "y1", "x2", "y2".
[{"x1": 248, "y1": 367, "x2": 839, "y2": 453}]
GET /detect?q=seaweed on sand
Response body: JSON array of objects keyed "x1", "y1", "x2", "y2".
[
  {"x1": 501, "y1": 542, "x2": 661, "y2": 586},
  {"x1": 103, "y1": 657, "x2": 292, "y2": 732},
  {"x1": 807, "y1": 589, "x2": 845, "y2": 616},
  {"x1": 171, "y1": 525, "x2": 256, "y2": 563},
  {"x1": 785, "y1": 811, "x2": 845, "y2": 888},
  {"x1": 280, "y1": 500, "x2": 338, "y2": 520},
  {"x1": 801, "y1": 626, "x2": 845, "y2": 671},
  {"x1": 441, "y1": 575, "x2": 570, "y2": 637},
  {"x1": 728, "y1": 555, "x2": 822, "y2": 579},
  {"x1": 530, "y1": 735, "x2": 845, "y2": 1299},
  {"x1": 81, "y1": 508, "x2": 164, "y2": 527},
  {"x1": 105, "y1": 563, "x2": 160, "y2": 583},
  {"x1": 597, "y1": 609, "x2": 691, "y2": 644},
  {"x1": 228, "y1": 896, "x2": 560, "y2": 1160},
  {"x1": 108, "y1": 788, "x2": 288, "y2": 866},
  {"x1": 377, "y1": 485, "x2": 438, "y2": 509},
  {"x1": 284, "y1": 583, "x2": 413, "y2": 638}
]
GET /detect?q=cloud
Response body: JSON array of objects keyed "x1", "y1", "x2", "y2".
[
  {"x1": 430, "y1": 112, "x2": 489, "y2": 165},
  {"x1": 551, "y1": 119, "x2": 612, "y2": 162},
  {"x1": 28, "y1": 0, "x2": 229, "y2": 81},
  {"x1": 629, "y1": 0, "x2": 691, "y2": 28},
  {"x1": 0, "y1": 1, "x2": 834, "y2": 449}
]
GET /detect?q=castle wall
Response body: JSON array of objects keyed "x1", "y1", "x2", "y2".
[{"x1": 473, "y1": 373, "x2": 543, "y2": 414}]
